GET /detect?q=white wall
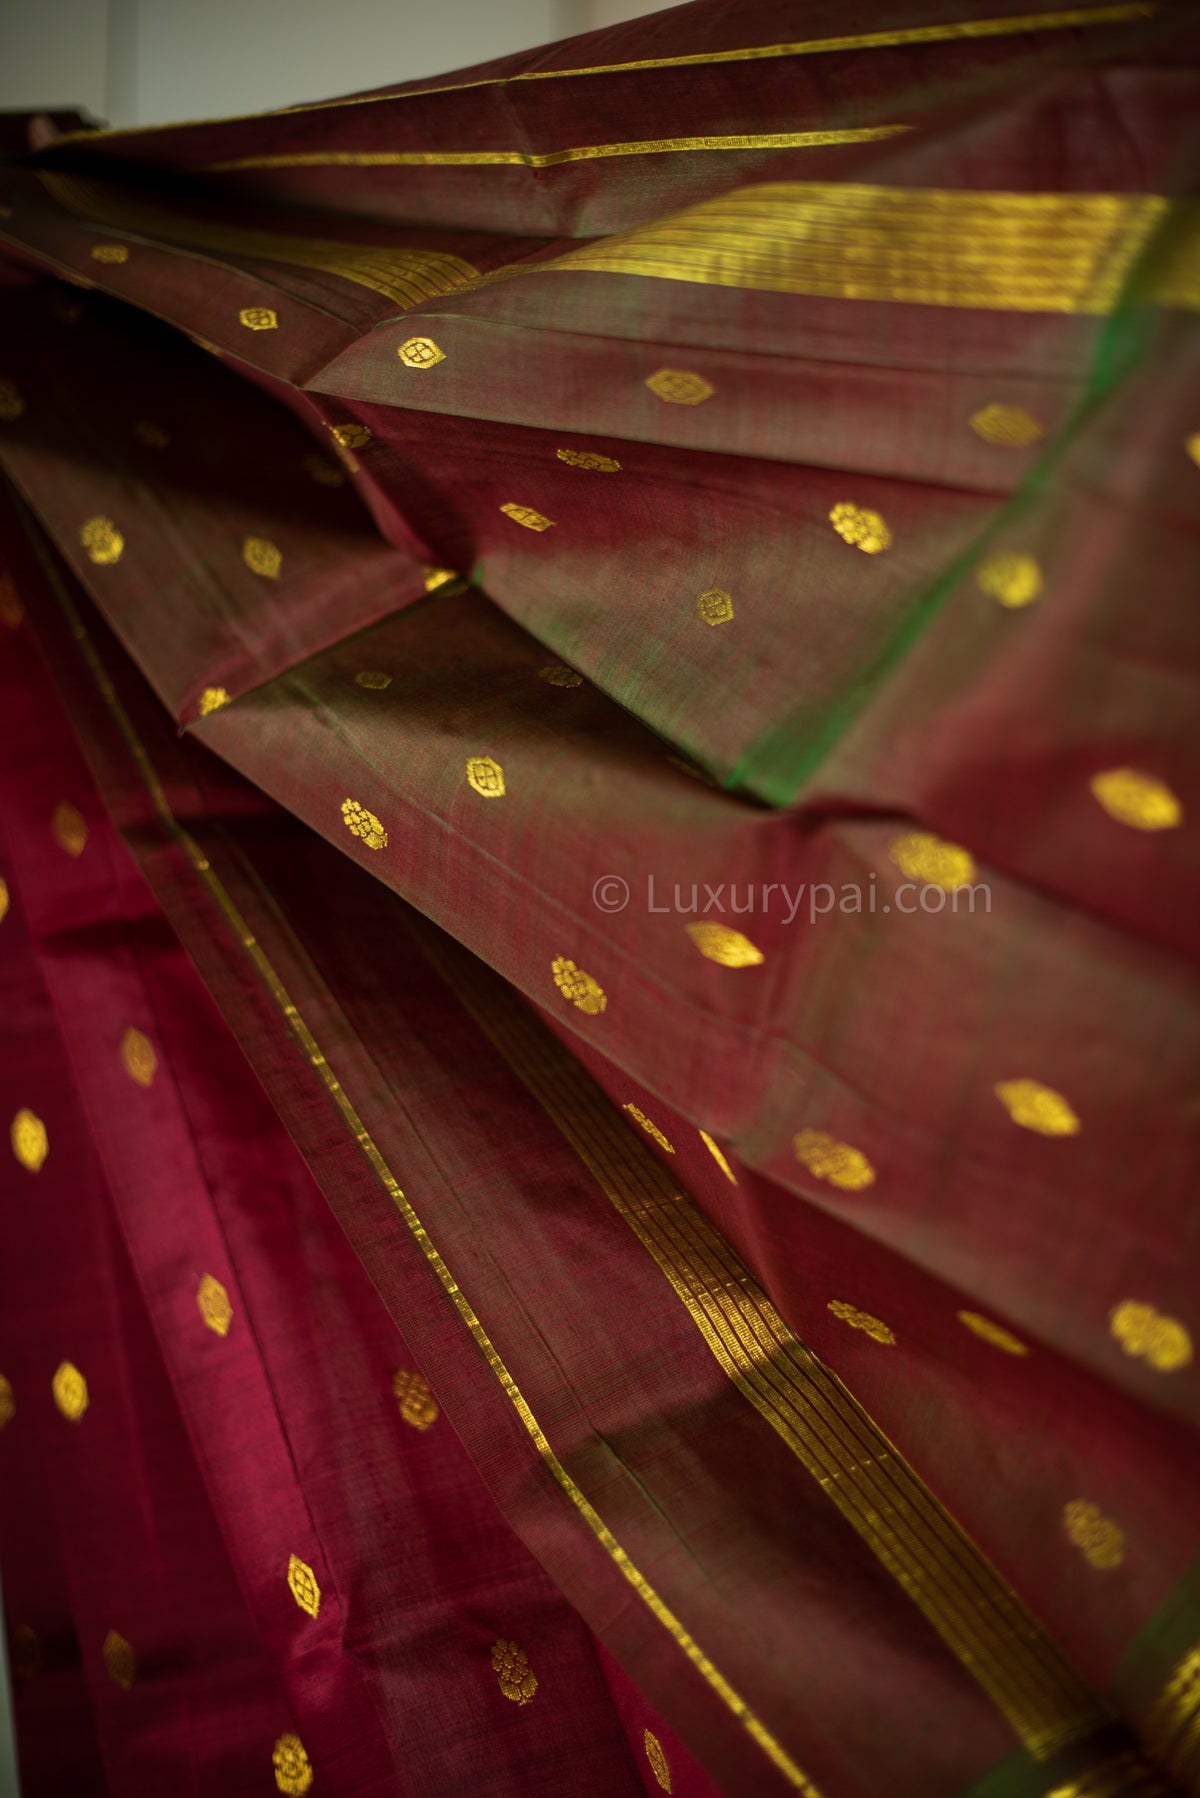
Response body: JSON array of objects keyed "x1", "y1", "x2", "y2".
[{"x1": 0, "y1": 0, "x2": 680, "y2": 130}]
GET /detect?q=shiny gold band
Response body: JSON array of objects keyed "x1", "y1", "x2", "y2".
[
  {"x1": 38, "y1": 172, "x2": 479, "y2": 309},
  {"x1": 495, "y1": 182, "x2": 1196, "y2": 314},
  {"x1": 204, "y1": 126, "x2": 909, "y2": 174},
  {"x1": 48, "y1": 7, "x2": 1154, "y2": 143},
  {"x1": 1140, "y1": 1646, "x2": 1200, "y2": 1787}
]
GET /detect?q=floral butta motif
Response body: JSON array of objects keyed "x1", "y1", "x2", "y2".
[
  {"x1": 340, "y1": 798, "x2": 388, "y2": 851},
  {"x1": 491, "y1": 1639, "x2": 538, "y2": 1705},
  {"x1": 393, "y1": 1368, "x2": 439, "y2": 1430},
  {"x1": 551, "y1": 957, "x2": 607, "y2": 1014},
  {"x1": 272, "y1": 1734, "x2": 313, "y2": 1796}
]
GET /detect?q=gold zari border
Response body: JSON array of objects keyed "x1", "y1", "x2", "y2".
[
  {"x1": 411, "y1": 919, "x2": 1120, "y2": 1766},
  {"x1": 49, "y1": 8, "x2": 1154, "y2": 141},
  {"x1": 204, "y1": 125, "x2": 908, "y2": 173},
  {"x1": 17, "y1": 505, "x2": 819, "y2": 1797},
  {"x1": 1046, "y1": 1748, "x2": 1172, "y2": 1796},
  {"x1": 1140, "y1": 1646, "x2": 1200, "y2": 1786},
  {"x1": 37, "y1": 173, "x2": 479, "y2": 309},
  {"x1": 484, "y1": 183, "x2": 1197, "y2": 314}
]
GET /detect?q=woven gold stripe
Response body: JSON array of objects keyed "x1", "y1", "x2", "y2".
[
  {"x1": 485, "y1": 182, "x2": 1192, "y2": 313},
  {"x1": 48, "y1": 6, "x2": 1153, "y2": 142},
  {"x1": 204, "y1": 126, "x2": 909, "y2": 173},
  {"x1": 410, "y1": 920, "x2": 1121, "y2": 1765},
  {"x1": 1141, "y1": 1646, "x2": 1200, "y2": 1785},
  {"x1": 1046, "y1": 1748, "x2": 1173, "y2": 1796},
  {"x1": 15, "y1": 497, "x2": 819, "y2": 1798},
  {"x1": 37, "y1": 173, "x2": 478, "y2": 309}
]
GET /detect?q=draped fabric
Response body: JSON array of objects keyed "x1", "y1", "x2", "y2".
[{"x1": 1, "y1": 3, "x2": 1199, "y2": 1794}]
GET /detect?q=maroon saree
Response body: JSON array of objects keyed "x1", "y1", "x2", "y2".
[{"x1": 2, "y1": 3, "x2": 1200, "y2": 1794}]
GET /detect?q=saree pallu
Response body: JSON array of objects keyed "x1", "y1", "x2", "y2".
[{"x1": 2, "y1": 1, "x2": 1200, "y2": 1793}]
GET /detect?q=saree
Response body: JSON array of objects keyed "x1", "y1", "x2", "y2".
[{"x1": 1, "y1": 2, "x2": 1199, "y2": 1792}]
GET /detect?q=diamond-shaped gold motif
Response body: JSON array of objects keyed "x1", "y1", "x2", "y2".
[
  {"x1": 197, "y1": 1274, "x2": 233, "y2": 1337},
  {"x1": 1063, "y1": 1499, "x2": 1124, "y2": 1570},
  {"x1": 303, "y1": 453, "x2": 344, "y2": 486},
  {"x1": 397, "y1": 335, "x2": 445, "y2": 369},
  {"x1": 551, "y1": 957, "x2": 606, "y2": 1015},
  {"x1": 466, "y1": 756, "x2": 505, "y2": 799},
  {"x1": 340, "y1": 798, "x2": 388, "y2": 851},
  {"x1": 970, "y1": 403, "x2": 1042, "y2": 446},
  {"x1": 0, "y1": 378, "x2": 26, "y2": 422},
  {"x1": 794, "y1": 1129, "x2": 875, "y2": 1192},
  {"x1": 11, "y1": 1108, "x2": 48, "y2": 1173},
  {"x1": 239, "y1": 307, "x2": 278, "y2": 331},
  {"x1": 977, "y1": 551, "x2": 1042, "y2": 608},
  {"x1": 133, "y1": 419, "x2": 169, "y2": 449},
  {"x1": 685, "y1": 922, "x2": 764, "y2": 968},
  {"x1": 0, "y1": 1373, "x2": 14, "y2": 1429},
  {"x1": 120, "y1": 1027, "x2": 157, "y2": 1088},
  {"x1": 243, "y1": 536, "x2": 282, "y2": 579},
  {"x1": 556, "y1": 447, "x2": 621, "y2": 472},
  {"x1": 52, "y1": 1361, "x2": 88, "y2": 1422},
  {"x1": 500, "y1": 503, "x2": 554, "y2": 532},
  {"x1": 696, "y1": 587, "x2": 734, "y2": 626},
  {"x1": 539, "y1": 664, "x2": 583, "y2": 687},
  {"x1": 393, "y1": 1367, "x2": 439, "y2": 1430},
  {"x1": 0, "y1": 877, "x2": 7, "y2": 923},
  {"x1": 828, "y1": 1300, "x2": 895, "y2": 1345},
  {"x1": 102, "y1": 1629, "x2": 136, "y2": 1690},
  {"x1": 273, "y1": 1733, "x2": 313, "y2": 1795},
  {"x1": 355, "y1": 671, "x2": 392, "y2": 690},
  {"x1": 645, "y1": 368, "x2": 714, "y2": 405},
  {"x1": 1090, "y1": 768, "x2": 1181, "y2": 831},
  {"x1": 1109, "y1": 1300, "x2": 1192, "y2": 1373},
  {"x1": 491, "y1": 1639, "x2": 538, "y2": 1705},
  {"x1": 829, "y1": 502, "x2": 891, "y2": 554},
  {"x1": 994, "y1": 1079, "x2": 1080, "y2": 1136},
  {"x1": 198, "y1": 686, "x2": 231, "y2": 716},
  {"x1": 80, "y1": 515, "x2": 124, "y2": 565},
  {"x1": 286, "y1": 1554, "x2": 321, "y2": 1619},
  {"x1": 90, "y1": 243, "x2": 129, "y2": 264},
  {"x1": 52, "y1": 801, "x2": 88, "y2": 857},
  {"x1": 328, "y1": 421, "x2": 371, "y2": 449},
  {"x1": 888, "y1": 832, "x2": 975, "y2": 890},
  {"x1": 644, "y1": 1729, "x2": 672, "y2": 1792}
]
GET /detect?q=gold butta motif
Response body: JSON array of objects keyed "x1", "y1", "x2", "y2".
[
  {"x1": 794, "y1": 1129, "x2": 875, "y2": 1191},
  {"x1": 1090, "y1": 768, "x2": 1182, "y2": 831},
  {"x1": 466, "y1": 756, "x2": 505, "y2": 798},
  {"x1": 551, "y1": 957, "x2": 607, "y2": 1014},
  {"x1": 557, "y1": 447, "x2": 621, "y2": 471},
  {"x1": 646, "y1": 368, "x2": 713, "y2": 405},
  {"x1": 239, "y1": 306, "x2": 278, "y2": 330},
  {"x1": 120, "y1": 1026, "x2": 157, "y2": 1088},
  {"x1": 340, "y1": 798, "x2": 388, "y2": 851},
  {"x1": 977, "y1": 551, "x2": 1043, "y2": 607},
  {"x1": 500, "y1": 502, "x2": 554, "y2": 531},
  {"x1": 11, "y1": 1108, "x2": 48, "y2": 1172},
  {"x1": 243, "y1": 536, "x2": 282, "y2": 579},
  {"x1": 994, "y1": 1079, "x2": 1080, "y2": 1136},
  {"x1": 685, "y1": 922, "x2": 764, "y2": 967},
  {"x1": 273, "y1": 1734, "x2": 313, "y2": 1795},
  {"x1": 829, "y1": 501, "x2": 891, "y2": 553},
  {"x1": 197, "y1": 1274, "x2": 233, "y2": 1336},
  {"x1": 393, "y1": 1367, "x2": 439, "y2": 1430},
  {"x1": 52, "y1": 1361, "x2": 89, "y2": 1422},
  {"x1": 491, "y1": 1638, "x2": 538, "y2": 1704},
  {"x1": 397, "y1": 335, "x2": 445, "y2": 368},
  {"x1": 287, "y1": 1554, "x2": 321, "y2": 1618},
  {"x1": 102, "y1": 1629, "x2": 136, "y2": 1689},
  {"x1": 828, "y1": 1300, "x2": 895, "y2": 1344},
  {"x1": 80, "y1": 516, "x2": 124, "y2": 565},
  {"x1": 696, "y1": 587, "x2": 734, "y2": 625},
  {"x1": 888, "y1": 832, "x2": 976, "y2": 890},
  {"x1": 623, "y1": 1103, "x2": 675, "y2": 1153},
  {"x1": 1063, "y1": 1499, "x2": 1124, "y2": 1570},
  {"x1": 1109, "y1": 1300, "x2": 1192, "y2": 1373},
  {"x1": 970, "y1": 403, "x2": 1042, "y2": 445}
]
